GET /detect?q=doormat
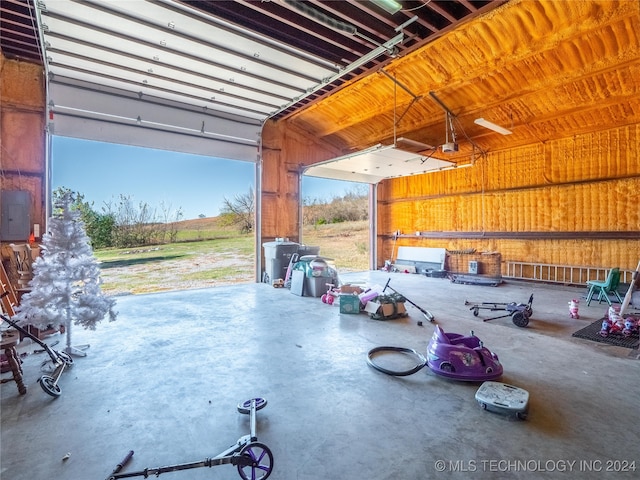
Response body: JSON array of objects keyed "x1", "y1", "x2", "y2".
[{"x1": 572, "y1": 318, "x2": 639, "y2": 349}]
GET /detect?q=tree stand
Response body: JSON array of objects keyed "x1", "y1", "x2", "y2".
[
  {"x1": 106, "y1": 398, "x2": 273, "y2": 480},
  {"x1": 63, "y1": 310, "x2": 90, "y2": 357}
]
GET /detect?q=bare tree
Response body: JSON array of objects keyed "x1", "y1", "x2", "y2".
[{"x1": 220, "y1": 187, "x2": 255, "y2": 233}]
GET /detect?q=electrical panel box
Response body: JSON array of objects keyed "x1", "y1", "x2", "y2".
[
  {"x1": 1, "y1": 190, "x2": 31, "y2": 241},
  {"x1": 469, "y1": 260, "x2": 479, "y2": 274}
]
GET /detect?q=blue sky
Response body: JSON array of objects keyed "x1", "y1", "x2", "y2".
[{"x1": 51, "y1": 136, "x2": 361, "y2": 220}]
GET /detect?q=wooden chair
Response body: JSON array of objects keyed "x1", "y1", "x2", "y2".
[
  {"x1": 1, "y1": 262, "x2": 18, "y2": 317},
  {"x1": 9, "y1": 244, "x2": 37, "y2": 295},
  {"x1": 586, "y1": 268, "x2": 623, "y2": 306}
]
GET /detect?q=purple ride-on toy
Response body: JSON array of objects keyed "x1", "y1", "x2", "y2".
[{"x1": 426, "y1": 325, "x2": 503, "y2": 381}]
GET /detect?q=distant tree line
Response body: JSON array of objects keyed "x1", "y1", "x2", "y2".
[
  {"x1": 56, "y1": 184, "x2": 368, "y2": 249},
  {"x1": 53, "y1": 187, "x2": 183, "y2": 249},
  {"x1": 302, "y1": 185, "x2": 368, "y2": 225}
]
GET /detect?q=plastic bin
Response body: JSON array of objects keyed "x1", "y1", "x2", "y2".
[
  {"x1": 305, "y1": 276, "x2": 333, "y2": 297},
  {"x1": 263, "y1": 240, "x2": 299, "y2": 283}
]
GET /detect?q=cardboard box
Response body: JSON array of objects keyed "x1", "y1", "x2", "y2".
[
  {"x1": 340, "y1": 284, "x2": 363, "y2": 295},
  {"x1": 365, "y1": 301, "x2": 406, "y2": 317},
  {"x1": 339, "y1": 294, "x2": 361, "y2": 314},
  {"x1": 381, "y1": 303, "x2": 395, "y2": 317}
]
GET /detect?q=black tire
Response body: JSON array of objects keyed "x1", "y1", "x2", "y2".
[
  {"x1": 473, "y1": 308, "x2": 479, "y2": 317},
  {"x1": 39, "y1": 375, "x2": 61, "y2": 397},
  {"x1": 512, "y1": 312, "x2": 529, "y2": 328},
  {"x1": 516, "y1": 411, "x2": 528, "y2": 420},
  {"x1": 367, "y1": 346, "x2": 427, "y2": 376},
  {"x1": 57, "y1": 351, "x2": 74, "y2": 367}
]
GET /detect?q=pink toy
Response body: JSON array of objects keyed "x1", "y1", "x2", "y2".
[
  {"x1": 622, "y1": 318, "x2": 638, "y2": 337},
  {"x1": 568, "y1": 299, "x2": 579, "y2": 319},
  {"x1": 599, "y1": 318, "x2": 611, "y2": 337},
  {"x1": 321, "y1": 283, "x2": 338, "y2": 305}
]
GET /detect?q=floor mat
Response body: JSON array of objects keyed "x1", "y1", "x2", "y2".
[{"x1": 572, "y1": 318, "x2": 639, "y2": 349}]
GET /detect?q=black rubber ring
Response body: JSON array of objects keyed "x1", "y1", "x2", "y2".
[{"x1": 366, "y1": 346, "x2": 427, "y2": 376}]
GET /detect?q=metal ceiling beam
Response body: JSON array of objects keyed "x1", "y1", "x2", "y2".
[{"x1": 269, "y1": 31, "x2": 405, "y2": 119}]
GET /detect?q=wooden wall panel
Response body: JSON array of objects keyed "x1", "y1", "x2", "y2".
[
  {"x1": 383, "y1": 236, "x2": 637, "y2": 277},
  {"x1": 0, "y1": 56, "x2": 46, "y2": 248},
  {"x1": 381, "y1": 177, "x2": 639, "y2": 234},
  {"x1": 1, "y1": 109, "x2": 45, "y2": 173},
  {"x1": 0, "y1": 58, "x2": 44, "y2": 108},
  {"x1": 378, "y1": 123, "x2": 640, "y2": 273},
  {"x1": 260, "y1": 119, "x2": 341, "y2": 245}
]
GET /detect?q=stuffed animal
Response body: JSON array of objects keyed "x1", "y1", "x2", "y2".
[{"x1": 568, "y1": 299, "x2": 579, "y2": 319}]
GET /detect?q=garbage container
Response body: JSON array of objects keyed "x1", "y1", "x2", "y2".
[
  {"x1": 263, "y1": 239, "x2": 299, "y2": 284},
  {"x1": 297, "y1": 245, "x2": 320, "y2": 257}
]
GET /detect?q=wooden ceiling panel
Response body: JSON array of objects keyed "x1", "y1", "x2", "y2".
[{"x1": 287, "y1": 0, "x2": 640, "y2": 162}]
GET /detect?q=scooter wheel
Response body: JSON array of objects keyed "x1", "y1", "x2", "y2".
[
  {"x1": 57, "y1": 351, "x2": 74, "y2": 367},
  {"x1": 237, "y1": 442, "x2": 273, "y2": 480},
  {"x1": 321, "y1": 294, "x2": 328, "y2": 304},
  {"x1": 512, "y1": 312, "x2": 529, "y2": 328},
  {"x1": 326, "y1": 295, "x2": 334, "y2": 305},
  {"x1": 39, "y1": 375, "x2": 62, "y2": 397},
  {"x1": 237, "y1": 397, "x2": 268, "y2": 414},
  {"x1": 473, "y1": 308, "x2": 479, "y2": 317}
]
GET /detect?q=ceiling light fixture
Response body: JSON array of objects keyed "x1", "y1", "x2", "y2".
[
  {"x1": 371, "y1": 0, "x2": 403, "y2": 14},
  {"x1": 474, "y1": 118, "x2": 512, "y2": 135}
]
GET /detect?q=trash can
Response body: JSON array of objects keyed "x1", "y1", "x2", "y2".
[
  {"x1": 263, "y1": 239, "x2": 299, "y2": 284},
  {"x1": 297, "y1": 245, "x2": 320, "y2": 257}
]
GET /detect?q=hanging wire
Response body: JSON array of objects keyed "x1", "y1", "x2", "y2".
[
  {"x1": 402, "y1": 0, "x2": 433, "y2": 13},
  {"x1": 27, "y1": 0, "x2": 45, "y2": 65}
]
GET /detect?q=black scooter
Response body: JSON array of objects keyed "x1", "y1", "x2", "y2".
[{"x1": 1, "y1": 311, "x2": 73, "y2": 396}]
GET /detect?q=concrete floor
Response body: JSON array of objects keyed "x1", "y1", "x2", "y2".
[{"x1": 1, "y1": 271, "x2": 639, "y2": 480}]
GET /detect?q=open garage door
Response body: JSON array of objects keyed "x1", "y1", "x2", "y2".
[{"x1": 38, "y1": 0, "x2": 345, "y2": 161}]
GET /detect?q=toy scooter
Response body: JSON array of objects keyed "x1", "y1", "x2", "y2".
[
  {"x1": 383, "y1": 278, "x2": 434, "y2": 322},
  {"x1": 464, "y1": 294, "x2": 533, "y2": 327},
  {"x1": 105, "y1": 398, "x2": 273, "y2": 480},
  {"x1": 1, "y1": 312, "x2": 73, "y2": 397}
]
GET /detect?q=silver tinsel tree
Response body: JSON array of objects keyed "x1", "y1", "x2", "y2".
[{"x1": 14, "y1": 192, "x2": 117, "y2": 356}]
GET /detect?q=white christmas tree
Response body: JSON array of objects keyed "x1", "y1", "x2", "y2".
[{"x1": 14, "y1": 191, "x2": 117, "y2": 356}]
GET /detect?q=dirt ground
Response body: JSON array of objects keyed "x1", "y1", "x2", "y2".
[
  {"x1": 100, "y1": 250, "x2": 255, "y2": 296},
  {"x1": 99, "y1": 220, "x2": 369, "y2": 296}
]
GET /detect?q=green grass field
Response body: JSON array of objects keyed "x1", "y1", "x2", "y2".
[{"x1": 95, "y1": 219, "x2": 368, "y2": 295}]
